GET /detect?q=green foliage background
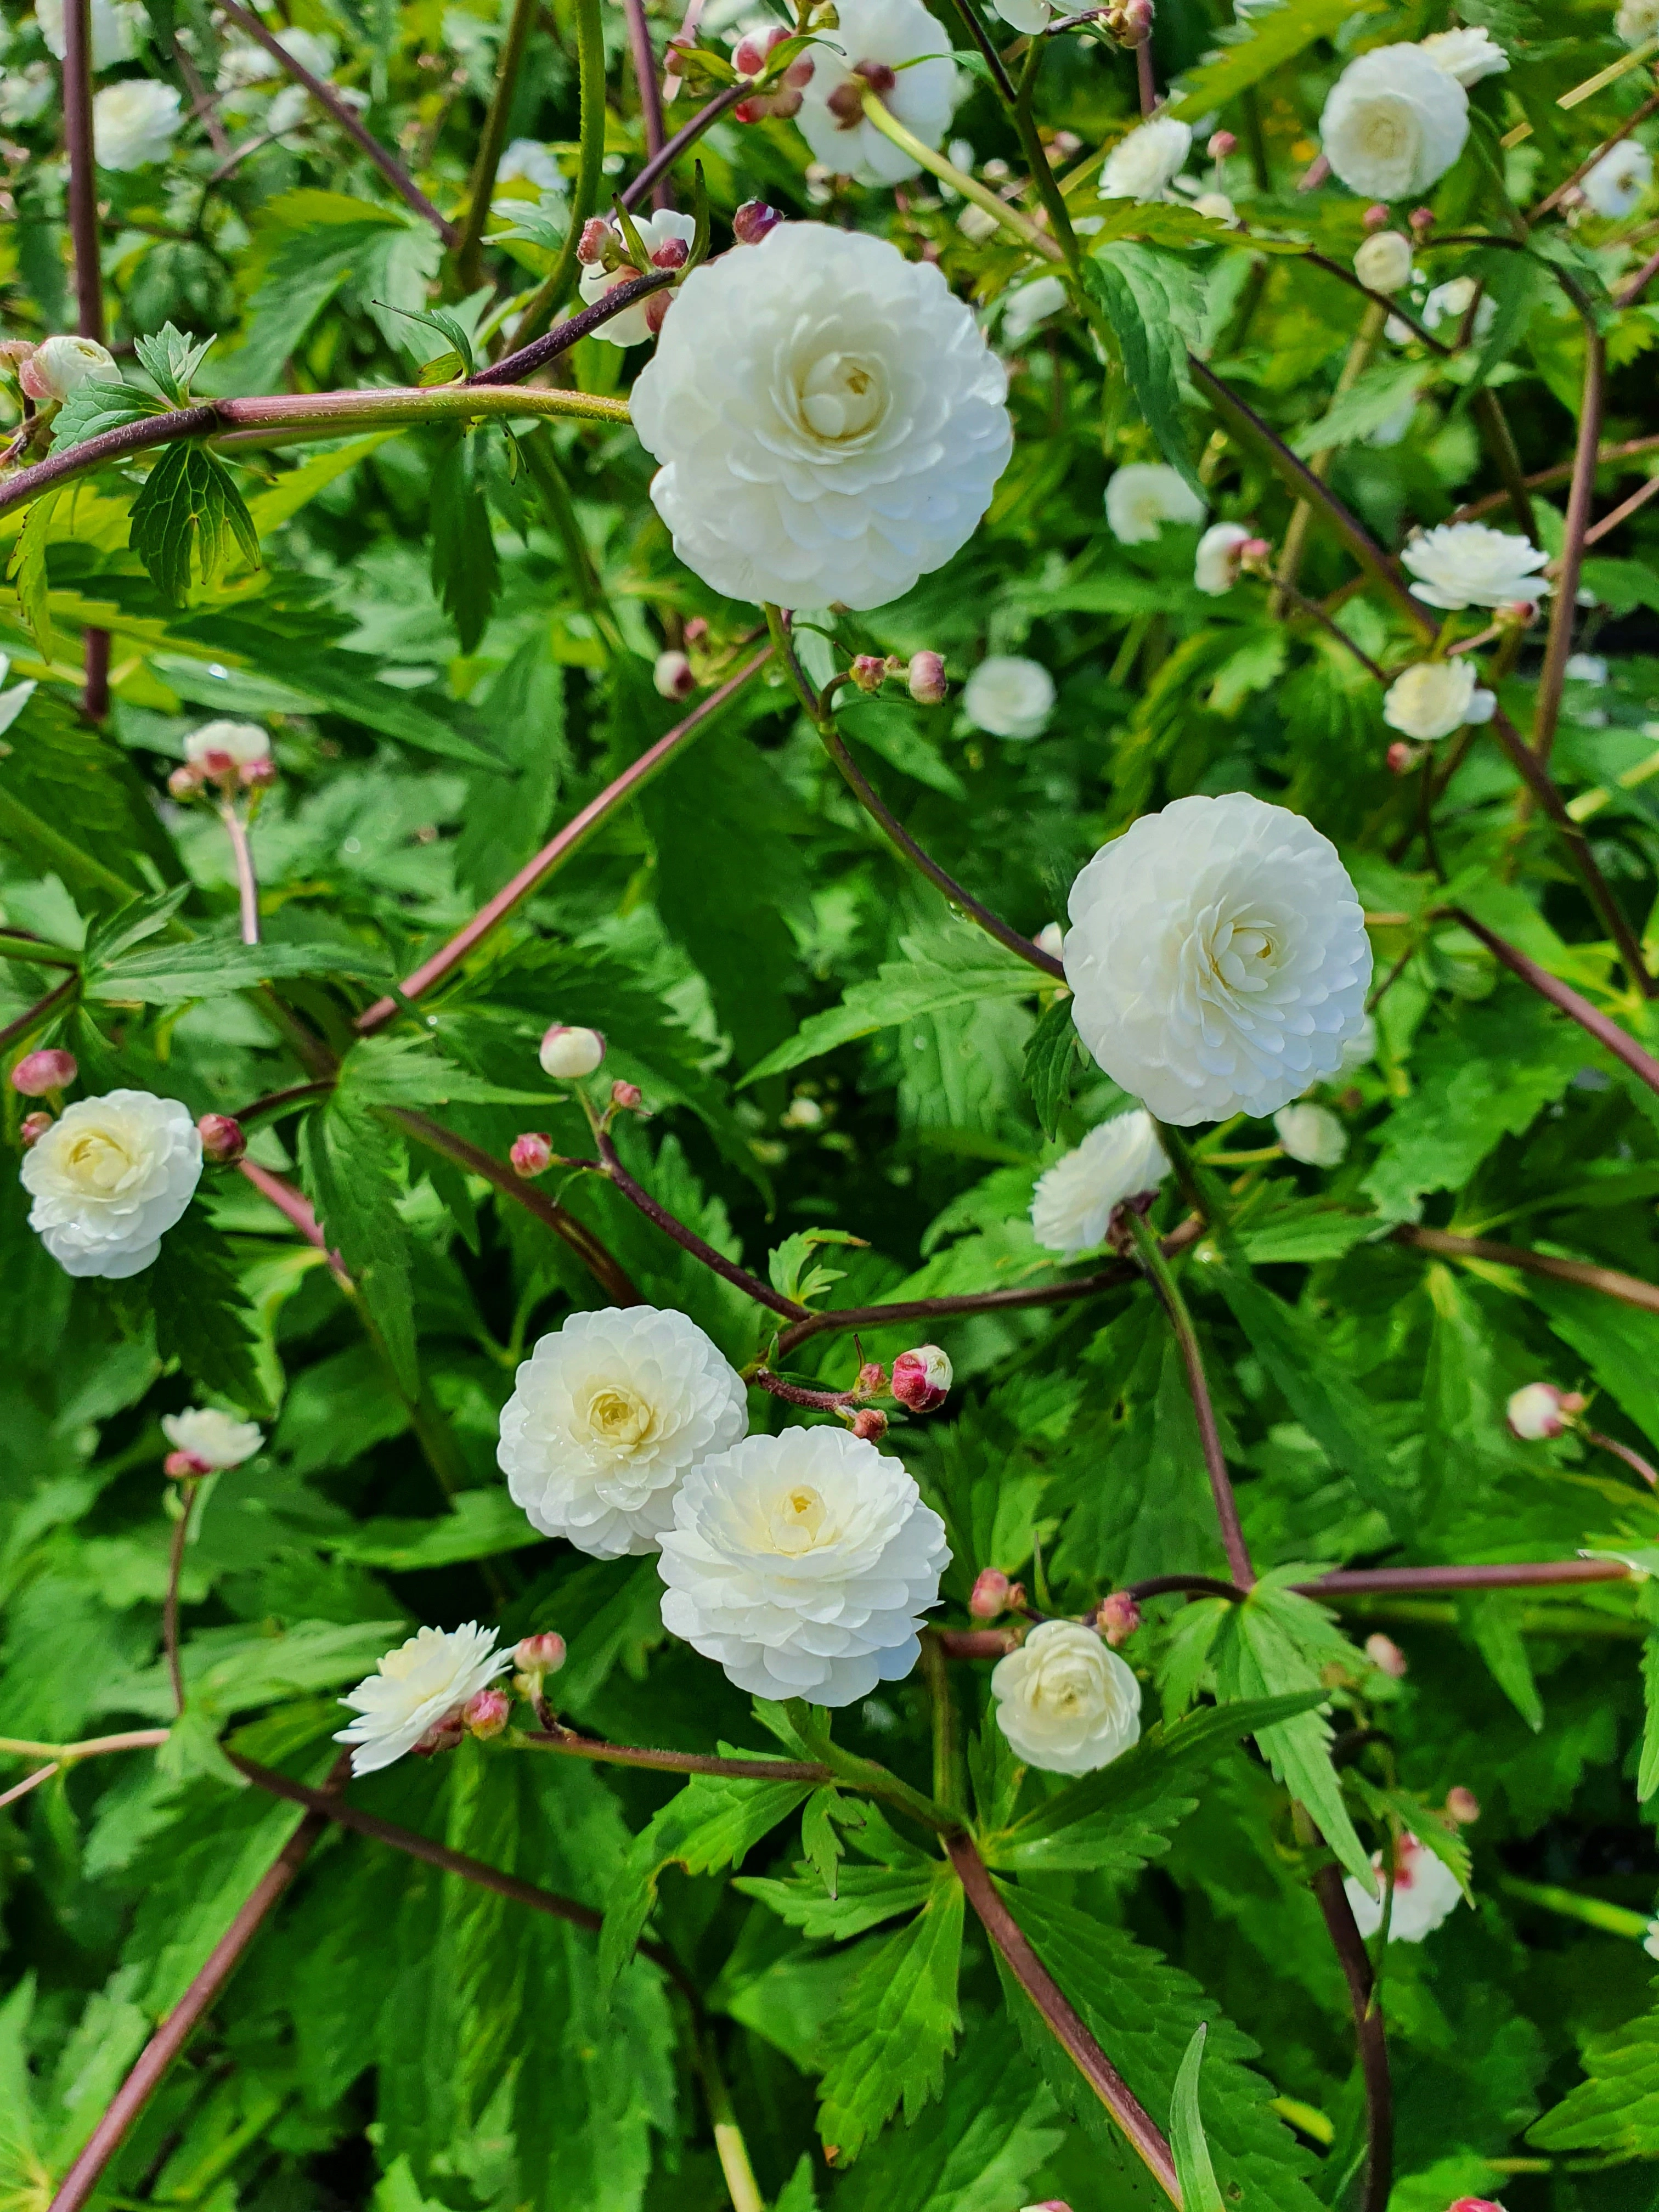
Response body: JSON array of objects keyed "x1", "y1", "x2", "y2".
[{"x1": 2, "y1": 0, "x2": 1659, "y2": 2205}]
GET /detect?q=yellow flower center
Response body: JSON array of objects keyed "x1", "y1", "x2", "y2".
[
  {"x1": 766, "y1": 1482, "x2": 830, "y2": 1554},
  {"x1": 585, "y1": 1383, "x2": 657, "y2": 1451},
  {"x1": 64, "y1": 1127, "x2": 134, "y2": 1194},
  {"x1": 798, "y1": 352, "x2": 887, "y2": 443}
]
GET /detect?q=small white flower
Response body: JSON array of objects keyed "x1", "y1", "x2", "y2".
[
  {"x1": 92, "y1": 77, "x2": 183, "y2": 168},
  {"x1": 992, "y1": 0, "x2": 1052, "y2": 27},
  {"x1": 1582, "y1": 138, "x2": 1652, "y2": 219},
  {"x1": 36, "y1": 0, "x2": 143, "y2": 68},
  {"x1": 538, "y1": 1023, "x2": 605, "y2": 1077},
  {"x1": 334, "y1": 1623, "x2": 510, "y2": 1776},
  {"x1": 999, "y1": 273, "x2": 1069, "y2": 346},
  {"x1": 1566, "y1": 653, "x2": 1609, "y2": 685},
  {"x1": 963, "y1": 655, "x2": 1056, "y2": 740},
  {"x1": 657, "y1": 1426, "x2": 949, "y2": 1705},
  {"x1": 631, "y1": 223, "x2": 1011, "y2": 612},
  {"x1": 1344, "y1": 1832, "x2": 1463, "y2": 1943},
  {"x1": 1319, "y1": 43, "x2": 1469, "y2": 200},
  {"x1": 1403, "y1": 522, "x2": 1551, "y2": 612},
  {"x1": 218, "y1": 25, "x2": 335, "y2": 89},
  {"x1": 0, "y1": 61, "x2": 54, "y2": 123},
  {"x1": 1194, "y1": 521, "x2": 1254, "y2": 595},
  {"x1": 1618, "y1": 0, "x2": 1659, "y2": 46},
  {"x1": 1030, "y1": 1110, "x2": 1170, "y2": 1255},
  {"x1": 1273, "y1": 1102, "x2": 1347, "y2": 1167},
  {"x1": 1100, "y1": 116, "x2": 1194, "y2": 204},
  {"x1": 1191, "y1": 189, "x2": 1239, "y2": 225},
  {"x1": 185, "y1": 718, "x2": 270, "y2": 766},
  {"x1": 1421, "y1": 275, "x2": 1496, "y2": 339},
  {"x1": 1105, "y1": 462, "x2": 1206, "y2": 545},
  {"x1": 161, "y1": 1406, "x2": 263, "y2": 1469},
  {"x1": 579, "y1": 210, "x2": 697, "y2": 345},
  {"x1": 1506, "y1": 1381, "x2": 1576, "y2": 1441},
  {"x1": 498, "y1": 138, "x2": 565, "y2": 194},
  {"x1": 1382, "y1": 658, "x2": 1496, "y2": 740},
  {"x1": 794, "y1": 0, "x2": 959, "y2": 188},
  {"x1": 21, "y1": 1089, "x2": 202, "y2": 1279},
  {"x1": 498, "y1": 1305, "x2": 749, "y2": 1558},
  {"x1": 1418, "y1": 26, "x2": 1510, "y2": 86},
  {"x1": 20, "y1": 335, "x2": 117, "y2": 403},
  {"x1": 991, "y1": 1620, "x2": 1142, "y2": 1775},
  {"x1": 1064, "y1": 792, "x2": 1372, "y2": 1125},
  {"x1": 1353, "y1": 229, "x2": 1413, "y2": 292}
]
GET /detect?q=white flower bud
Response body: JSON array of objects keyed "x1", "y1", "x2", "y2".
[
  {"x1": 1194, "y1": 521, "x2": 1255, "y2": 595},
  {"x1": 334, "y1": 1623, "x2": 511, "y2": 1775},
  {"x1": 184, "y1": 719, "x2": 270, "y2": 769},
  {"x1": 19, "y1": 335, "x2": 117, "y2": 403},
  {"x1": 962, "y1": 655, "x2": 1055, "y2": 740},
  {"x1": 538, "y1": 1024, "x2": 605, "y2": 1079},
  {"x1": 991, "y1": 1620, "x2": 1142, "y2": 1775},
  {"x1": 1506, "y1": 1382, "x2": 1583, "y2": 1441},
  {"x1": 653, "y1": 650, "x2": 695, "y2": 701},
  {"x1": 1273, "y1": 1102, "x2": 1348, "y2": 1167},
  {"x1": 1382, "y1": 659, "x2": 1495, "y2": 740},
  {"x1": 1353, "y1": 229, "x2": 1413, "y2": 292}
]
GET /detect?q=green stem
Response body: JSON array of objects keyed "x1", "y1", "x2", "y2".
[
  {"x1": 1014, "y1": 40, "x2": 1081, "y2": 269},
  {"x1": 1274, "y1": 301, "x2": 1385, "y2": 611},
  {"x1": 1500, "y1": 1874, "x2": 1652, "y2": 1942},
  {"x1": 521, "y1": 428, "x2": 624, "y2": 652},
  {"x1": 820, "y1": 1743, "x2": 962, "y2": 1837},
  {"x1": 511, "y1": 0, "x2": 607, "y2": 343},
  {"x1": 919, "y1": 1629, "x2": 962, "y2": 1814},
  {"x1": 456, "y1": 0, "x2": 540, "y2": 291},
  {"x1": 859, "y1": 91, "x2": 1062, "y2": 259},
  {"x1": 0, "y1": 932, "x2": 80, "y2": 968},
  {"x1": 691, "y1": 2023, "x2": 766, "y2": 2212}
]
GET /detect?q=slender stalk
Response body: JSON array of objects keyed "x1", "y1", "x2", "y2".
[
  {"x1": 162, "y1": 1489, "x2": 194, "y2": 1717},
  {"x1": 939, "y1": 0, "x2": 1019, "y2": 107},
  {"x1": 46, "y1": 1760, "x2": 346, "y2": 2212},
  {"x1": 0, "y1": 932, "x2": 81, "y2": 968},
  {"x1": 936, "y1": 1627, "x2": 1019, "y2": 1659},
  {"x1": 235, "y1": 1080, "x2": 335, "y2": 1130},
  {"x1": 1448, "y1": 906, "x2": 1659, "y2": 1099},
  {"x1": 213, "y1": 0, "x2": 456, "y2": 240},
  {"x1": 1583, "y1": 1427, "x2": 1659, "y2": 1489},
  {"x1": 518, "y1": 1729, "x2": 831, "y2": 1783},
  {"x1": 1275, "y1": 302, "x2": 1386, "y2": 611},
  {"x1": 1135, "y1": 33, "x2": 1155, "y2": 116},
  {"x1": 1534, "y1": 333, "x2": 1605, "y2": 764},
  {"x1": 858, "y1": 93, "x2": 1062, "y2": 259},
  {"x1": 456, "y1": 0, "x2": 539, "y2": 291},
  {"x1": 1470, "y1": 388, "x2": 1537, "y2": 540},
  {"x1": 1308, "y1": 1846, "x2": 1392, "y2": 2212},
  {"x1": 596, "y1": 1130, "x2": 805, "y2": 1319},
  {"x1": 1125, "y1": 1209, "x2": 1254, "y2": 1589},
  {"x1": 1617, "y1": 244, "x2": 1659, "y2": 307},
  {"x1": 1453, "y1": 433, "x2": 1659, "y2": 521},
  {"x1": 61, "y1": 0, "x2": 110, "y2": 719},
  {"x1": 517, "y1": 430, "x2": 622, "y2": 649},
  {"x1": 510, "y1": 0, "x2": 606, "y2": 343},
  {"x1": 1499, "y1": 1872, "x2": 1652, "y2": 1941},
  {"x1": 0, "y1": 1730, "x2": 171, "y2": 1762},
  {"x1": 620, "y1": 0, "x2": 671, "y2": 208},
  {"x1": 1392, "y1": 1223, "x2": 1659, "y2": 1317},
  {"x1": 1584, "y1": 468, "x2": 1659, "y2": 549},
  {"x1": 1301, "y1": 253, "x2": 1449, "y2": 355},
  {"x1": 474, "y1": 267, "x2": 675, "y2": 386},
  {"x1": 945, "y1": 1834, "x2": 1181, "y2": 2206},
  {"x1": 619, "y1": 80, "x2": 747, "y2": 211},
  {"x1": 692, "y1": 2024, "x2": 766, "y2": 2212},
  {"x1": 1127, "y1": 1573, "x2": 1247, "y2": 1605},
  {"x1": 1013, "y1": 41, "x2": 1081, "y2": 266},
  {"x1": 0, "y1": 969, "x2": 78, "y2": 1055},
  {"x1": 919, "y1": 1629, "x2": 962, "y2": 1813},
  {"x1": 354, "y1": 648, "x2": 771, "y2": 1034},
  {"x1": 1307, "y1": 1561, "x2": 1630, "y2": 1597},
  {"x1": 0, "y1": 1763, "x2": 60, "y2": 1813},
  {"x1": 217, "y1": 804, "x2": 260, "y2": 946}
]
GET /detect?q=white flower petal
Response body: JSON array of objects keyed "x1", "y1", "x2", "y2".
[
  {"x1": 20, "y1": 1090, "x2": 202, "y2": 1280},
  {"x1": 991, "y1": 1620, "x2": 1142, "y2": 1775}
]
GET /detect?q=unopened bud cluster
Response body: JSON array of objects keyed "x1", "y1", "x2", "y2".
[
  {"x1": 1095, "y1": 1590, "x2": 1141, "y2": 1646},
  {"x1": 732, "y1": 26, "x2": 815, "y2": 122},
  {"x1": 969, "y1": 1567, "x2": 1026, "y2": 1620},
  {"x1": 539, "y1": 1023, "x2": 606, "y2": 1079},
  {"x1": 198, "y1": 1112, "x2": 246, "y2": 1164},
  {"x1": 836, "y1": 649, "x2": 948, "y2": 707}
]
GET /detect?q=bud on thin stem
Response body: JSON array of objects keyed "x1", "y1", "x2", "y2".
[
  {"x1": 197, "y1": 1112, "x2": 247, "y2": 1164},
  {"x1": 511, "y1": 1131, "x2": 555, "y2": 1178},
  {"x1": 19, "y1": 1110, "x2": 53, "y2": 1147},
  {"x1": 10, "y1": 1047, "x2": 76, "y2": 1097}
]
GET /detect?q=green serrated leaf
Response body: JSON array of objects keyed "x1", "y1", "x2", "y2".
[
  {"x1": 1085, "y1": 245, "x2": 1202, "y2": 494},
  {"x1": 133, "y1": 321, "x2": 217, "y2": 402},
  {"x1": 128, "y1": 443, "x2": 262, "y2": 607},
  {"x1": 816, "y1": 1878, "x2": 963, "y2": 2161},
  {"x1": 50, "y1": 376, "x2": 166, "y2": 451},
  {"x1": 1022, "y1": 994, "x2": 1081, "y2": 1141},
  {"x1": 429, "y1": 427, "x2": 501, "y2": 653},
  {"x1": 802, "y1": 1785, "x2": 847, "y2": 1897},
  {"x1": 298, "y1": 1094, "x2": 419, "y2": 1396},
  {"x1": 1165, "y1": 0, "x2": 1355, "y2": 120},
  {"x1": 6, "y1": 491, "x2": 58, "y2": 660}
]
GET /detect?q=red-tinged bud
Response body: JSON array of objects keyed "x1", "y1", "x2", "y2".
[
  {"x1": 167, "y1": 765, "x2": 203, "y2": 800},
  {"x1": 654, "y1": 648, "x2": 695, "y2": 700},
  {"x1": 970, "y1": 1568, "x2": 1012, "y2": 1620},
  {"x1": 465, "y1": 1686, "x2": 512, "y2": 1739},
  {"x1": 906, "y1": 650, "x2": 947, "y2": 706},
  {"x1": 1447, "y1": 2201, "x2": 1505, "y2": 2212},
  {"x1": 1115, "y1": 0, "x2": 1153, "y2": 45},
  {"x1": 854, "y1": 58, "x2": 896, "y2": 94},
  {"x1": 1362, "y1": 201, "x2": 1391, "y2": 230},
  {"x1": 1364, "y1": 1632, "x2": 1408, "y2": 1679},
  {"x1": 849, "y1": 1406, "x2": 888, "y2": 1442},
  {"x1": 825, "y1": 76, "x2": 864, "y2": 126},
  {"x1": 610, "y1": 1079, "x2": 644, "y2": 1111},
  {"x1": 1506, "y1": 1381, "x2": 1584, "y2": 1440},
  {"x1": 855, "y1": 1360, "x2": 886, "y2": 1398},
  {"x1": 1408, "y1": 205, "x2": 1436, "y2": 235},
  {"x1": 516, "y1": 1631, "x2": 567, "y2": 1674},
  {"x1": 891, "y1": 1344, "x2": 951, "y2": 1413},
  {"x1": 20, "y1": 1110, "x2": 53, "y2": 1147},
  {"x1": 1023, "y1": 2202, "x2": 1074, "y2": 2210},
  {"x1": 1446, "y1": 1785, "x2": 1481, "y2": 1824},
  {"x1": 577, "y1": 215, "x2": 611, "y2": 264},
  {"x1": 784, "y1": 52, "x2": 816, "y2": 87},
  {"x1": 684, "y1": 616, "x2": 709, "y2": 645},
  {"x1": 240, "y1": 756, "x2": 278, "y2": 789},
  {"x1": 414, "y1": 1715, "x2": 466, "y2": 1757},
  {"x1": 650, "y1": 236, "x2": 690, "y2": 272},
  {"x1": 11, "y1": 1047, "x2": 76, "y2": 1097},
  {"x1": 1207, "y1": 130, "x2": 1237, "y2": 159},
  {"x1": 1499, "y1": 599, "x2": 1538, "y2": 627},
  {"x1": 1237, "y1": 535, "x2": 1271, "y2": 568},
  {"x1": 733, "y1": 23, "x2": 786, "y2": 75},
  {"x1": 1386, "y1": 740, "x2": 1416, "y2": 775},
  {"x1": 511, "y1": 1131, "x2": 555, "y2": 1178},
  {"x1": 1096, "y1": 1591, "x2": 1141, "y2": 1646},
  {"x1": 849, "y1": 654, "x2": 888, "y2": 695},
  {"x1": 165, "y1": 1448, "x2": 212, "y2": 1479},
  {"x1": 539, "y1": 1024, "x2": 605, "y2": 1079},
  {"x1": 644, "y1": 289, "x2": 673, "y2": 336},
  {"x1": 196, "y1": 1112, "x2": 246, "y2": 1165},
  {"x1": 198, "y1": 747, "x2": 238, "y2": 776}
]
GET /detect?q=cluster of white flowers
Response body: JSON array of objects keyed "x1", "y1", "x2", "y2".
[
  {"x1": 93, "y1": 77, "x2": 182, "y2": 168},
  {"x1": 794, "y1": 0, "x2": 957, "y2": 188},
  {"x1": 1344, "y1": 1832, "x2": 1464, "y2": 1942},
  {"x1": 336, "y1": 1623, "x2": 511, "y2": 1775},
  {"x1": 992, "y1": 1620, "x2": 1143, "y2": 1774},
  {"x1": 1383, "y1": 658, "x2": 1496, "y2": 741},
  {"x1": 1105, "y1": 463, "x2": 1206, "y2": 545},
  {"x1": 1063, "y1": 793, "x2": 1372, "y2": 1124},
  {"x1": 962, "y1": 655, "x2": 1056, "y2": 739},
  {"x1": 632, "y1": 223, "x2": 1011, "y2": 611},
  {"x1": 1403, "y1": 523, "x2": 1550, "y2": 611},
  {"x1": 1030, "y1": 1109, "x2": 1170, "y2": 1254},
  {"x1": 20, "y1": 1089, "x2": 202, "y2": 1278}
]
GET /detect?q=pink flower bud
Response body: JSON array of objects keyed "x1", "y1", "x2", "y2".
[
  {"x1": 733, "y1": 200, "x2": 784, "y2": 246},
  {"x1": 1238, "y1": 535, "x2": 1271, "y2": 567},
  {"x1": 1500, "y1": 599, "x2": 1538, "y2": 626},
  {"x1": 1447, "y1": 2202, "x2": 1505, "y2": 2212},
  {"x1": 1408, "y1": 205, "x2": 1436, "y2": 235},
  {"x1": 891, "y1": 1345, "x2": 951, "y2": 1413},
  {"x1": 1207, "y1": 131, "x2": 1237, "y2": 159},
  {"x1": 849, "y1": 1406, "x2": 888, "y2": 1442},
  {"x1": 825, "y1": 76, "x2": 864, "y2": 127},
  {"x1": 539, "y1": 1024, "x2": 605, "y2": 1079},
  {"x1": 654, "y1": 649, "x2": 695, "y2": 701},
  {"x1": 611, "y1": 1079, "x2": 644, "y2": 1111},
  {"x1": 1446, "y1": 1785, "x2": 1481, "y2": 1825},
  {"x1": 1364, "y1": 1632, "x2": 1408, "y2": 1679},
  {"x1": 511, "y1": 1131, "x2": 555, "y2": 1178},
  {"x1": 198, "y1": 747, "x2": 238, "y2": 776},
  {"x1": 240, "y1": 756, "x2": 277, "y2": 789},
  {"x1": 969, "y1": 1568, "x2": 1011, "y2": 1620},
  {"x1": 1506, "y1": 1381, "x2": 1583, "y2": 1441},
  {"x1": 650, "y1": 237, "x2": 690, "y2": 272},
  {"x1": 196, "y1": 1112, "x2": 246, "y2": 1165},
  {"x1": 577, "y1": 216, "x2": 611, "y2": 264},
  {"x1": 10, "y1": 1047, "x2": 76, "y2": 1097},
  {"x1": 784, "y1": 51, "x2": 816, "y2": 88},
  {"x1": 168, "y1": 765, "x2": 203, "y2": 800},
  {"x1": 1362, "y1": 202, "x2": 1391, "y2": 230},
  {"x1": 733, "y1": 23, "x2": 786, "y2": 75},
  {"x1": 465, "y1": 1686, "x2": 512, "y2": 1739},
  {"x1": 855, "y1": 1360, "x2": 886, "y2": 1397},
  {"x1": 684, "y1": 617, "x2": 709, "y2": 645},
  {"x1": 1097, "y1": 1591, "x2": 1142, "y2": 1646},
  {"x1": 850, "y1": 654, "x2": 888, "y2": 695},
  {"x1": 19, "y1": 1110, "x2": 53, "y2": 1147},
  {"x1": 644, "y1": 290, "x2": 673, "y2": 336},
  {"x1": 1116, "y1": 0, "x2": 1153, "y2": 44},
  {"x1": 1023, "y1": 2202, "x2": 1074, "y2": 2211},
  {"x1": 1386, "y1": 740, "x2": 1416, "y2": 775},
  {"x1": 165, "y1": 1449, "x2": 212, "y2": 1479},
  {"x1": 516, "y1": 1631, "x2": 567, "y2": 1674},
  {"x1": 907, "y1": 651, "x2": 947, "y2": 706}
]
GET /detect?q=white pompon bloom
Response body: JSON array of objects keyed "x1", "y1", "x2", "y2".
[
  {"x1": 20, "y1": 335, "x2": 117, "y2": 403},
  {"x1": 1194, "y1": 521, "x2": 1254, "y2": 595},
  {"x1": 1273, "y1": 1102, "x2": 1347, "y2": 1167},
  {"x1": 1064, "y1": 793, "x2": 1372, "y2": 1126},
  {"x1": 498, "y1": 1306, "x2": 749, "y2": 1558},
  {"x1": 161, "y1": 1406, "x2": 263, "y2": 1469},
  {"x1": 37, "y1": 0, "x2": 144, "y2": 67},
  {"x1": 20, "y1": 1090, "x2": 202, "y2": 1279},
  {"x1": 578, "y1": 210, "x2": 697, "y2": 345},
  {"x1": 1030, "y1": 1110, "x2": 1170, "y2": 1254},
  {"x1": 1418, "y1": 26, "x2": 1510, "y2": 86},
  {"x1": 1319, "y1": 43, "x2": 1469, "y2": 200},
  {"x1": 1581, "y1": 138, "x2": 1652, "y2": 218},
  {"x1": 991, "y1": 1620, "x2": 1142, "y2": 1775},
  {"x1": 185, "y1": 718, "x2": 271, "y2": 766},
  {"x1": 92, "y1": 78, "x2": 183, "y2": 168},
  {"x1": 1402, "y1": 522, "x2": 1551, "y2": 611},
  {"x1": 631, "y1": 224, "x2": 1012, "y2": 612},
  {"x1": 1618, "y1": 0, "x2": 1659, "y2": 44},
  {"x1": 794, "y1": 0, "x2": 959, "y2": 188},
  {"x1": 657, "y1": 1426, "x2": 950, "y2": 1704},
  {"x1": 1105, "y1": 462, "x2": 1206, "y2": 545},
  {"x1": 498, "y1": 138, "x2": 566, "y2": 195},
  {"x1": 1382, "y1": 658, "x2": 1496, "y2": 740},
  {"x1": 334, "y1": 1623, "x2": 511, "y2": 1776},
  {"x1": 999, "y1": 273, "x2": 1069, "y2": 346},
  {"x1": 1099, "y1": 116, "x2": 1194, "y2": 204},
  {"x1": 1353, "y1": 229, "x2": 1413, "y2": 292},
  {"x1": 963, "y1": 655, "x2": 1056, "y2": 739},
  {"x1": 1420, "y1": 275, "x2": 1497, "y2": 339},
  {"x1": 1344, "y1": 1833, "x2": 1463, "y2": 1943},
  {"x1": 1565, "y1": 653, "x2": 1609, "y2": 685}
]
